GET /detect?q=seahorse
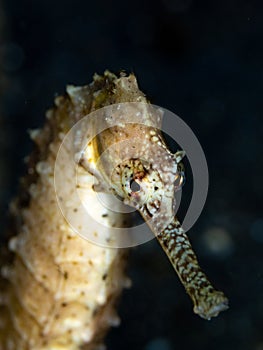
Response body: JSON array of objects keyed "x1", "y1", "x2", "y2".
[{"x1": 0, "y1": 71, "x2": 228, "y2": 350}]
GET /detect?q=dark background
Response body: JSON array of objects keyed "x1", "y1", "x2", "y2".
[{"x1": 0, "y1": 0, "x2": 263, "y2": 349}]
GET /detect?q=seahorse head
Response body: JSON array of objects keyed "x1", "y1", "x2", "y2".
[{"x1": 96, "y1": 120, "x2": 185, "y2": 234}]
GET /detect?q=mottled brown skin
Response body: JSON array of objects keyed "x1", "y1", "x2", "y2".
[{"x1": 156, "y1": 219, "x2": 228, "y2": 319}]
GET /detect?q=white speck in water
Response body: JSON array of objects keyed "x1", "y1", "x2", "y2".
[{"x1": 202, "y1": 227, "x2": 234, "y2": 258}]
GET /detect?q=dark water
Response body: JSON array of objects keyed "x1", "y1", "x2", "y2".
[{"x1": 0, "y1": 0, "x2": 262, "y2": 349}]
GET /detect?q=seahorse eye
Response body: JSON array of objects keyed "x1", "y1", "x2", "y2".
[{"x1": 130, "y1": 179, "x2": 140, "y2": 193}]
